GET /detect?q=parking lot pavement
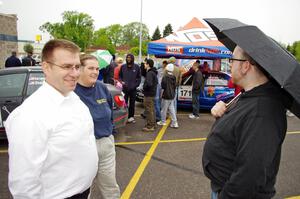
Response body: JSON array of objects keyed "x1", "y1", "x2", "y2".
[{"x1": 1, "y1": 106, "x2": 300, "y2": 199}]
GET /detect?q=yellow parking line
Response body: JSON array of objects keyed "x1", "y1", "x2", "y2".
[
  {"x1": 287, "y1": 131, "x2": 300, "y2": 135},
  {"x1": 286, "y1": 196, "x2": 300, "y2": 199},
  {"x1": 120, "y1": 119, "x2": 171, "y2": 199}
]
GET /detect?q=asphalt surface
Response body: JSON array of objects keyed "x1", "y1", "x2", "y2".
[{"x1": 0, "y1": 102, "x2": 299, "y2": 199}]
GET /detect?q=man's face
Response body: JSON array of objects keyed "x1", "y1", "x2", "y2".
[
  {"x1": 126, "y1": 56, "x2": 133, "y2": 65},
  {"x1": 230, "y1": 47, "x2": 245, "y2": 85},
  {"x1": 80, "y1": 59, "x2": 99, "y2": 86},
  {"x1": 42, "y1": 48, "x2": 80, "y2": 96}
]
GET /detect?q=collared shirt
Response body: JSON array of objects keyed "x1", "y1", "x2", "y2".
[{"x1": 5, "y1": 82, "x2": 98, "y2": 199}]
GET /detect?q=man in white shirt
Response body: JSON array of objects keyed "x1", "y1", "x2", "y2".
[{"x1": 5, "y1": 39, "x2": 98, "y2": 199}]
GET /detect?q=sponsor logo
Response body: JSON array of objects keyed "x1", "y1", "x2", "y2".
[{"x1": 166, "y1": 46, "x2": 183, "y2": 54}]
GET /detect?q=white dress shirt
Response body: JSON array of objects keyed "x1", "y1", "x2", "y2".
[{"x1": 5, "y1": 82, "x2": 98, "y2": 199}]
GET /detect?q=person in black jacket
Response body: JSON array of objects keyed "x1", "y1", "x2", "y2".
[
  {"x1": 189, "y1": 61, "x2": 203, "y2": 119},
  {"x1": 5, "y1": 51, "x2": 21, "y2": 67},
  {"x1": 142, "y1": 59, "x2": 158, "y2": 131},
  {"x1": 22, "y1": 52, "x2": 36, "y2": 66},
  {"x1": 157, "y1": 64, "x2": 179, "y2": 128},
  {"x1": 202, "y1": 45, "x2": 287, "y2": 199},
  {"x1": 119, "y1": 54, "x2": 141, "y2": 123}
]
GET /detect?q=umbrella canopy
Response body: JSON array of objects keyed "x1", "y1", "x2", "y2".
[
  {"x1": 204, "y1": 18, "x2": 300, "y2": 118},
  {"x1": 91, "y1": 50, "x2": 112, "y2": 69}
]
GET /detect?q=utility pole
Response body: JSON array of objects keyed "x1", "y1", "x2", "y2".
[{"x1": 139, "y1": 0, "x2": 143, "y2": 64}]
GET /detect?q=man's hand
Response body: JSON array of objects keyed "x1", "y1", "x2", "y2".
[{"x1": 211, "y1": 101, "x2": 227, "y2": 118}]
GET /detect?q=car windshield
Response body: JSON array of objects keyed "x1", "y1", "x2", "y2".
[
  {"x1": 0, "y1": 73, "x2": 27, "y2": 97},
  {"x1": 27, "y1": 73, "x2": 45, "y2": 95},
  {"x1": 205, "y1": 73, "x2": 228, "y2": 86}
]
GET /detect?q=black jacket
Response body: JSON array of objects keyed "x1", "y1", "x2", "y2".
[
  {"x1": 202, "y1": 81, "x2": 287, "y2": 199},
  {"x1": 192, "y1": 70, "x2": 203, "y2": 92},
  {"x1": 143, "y1": 67, "x2": 158, "y2": 97},
  {"x1": 119, "y1": 64, "x2": 141, "y2": 92},
  {"x1": 5, "y1": 56, "x2": 21, "y2": 67},
  {"x1": 22, "y1": 56, "x2": 36, "y2": 66},
  {"x1": 161, "y1": 73, "x2": 176, "y2": 100}
]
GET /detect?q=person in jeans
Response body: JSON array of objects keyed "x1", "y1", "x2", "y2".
[
  {"x1": 142, "y1": 59, "x2": 158, "y2": 132},
  {"x1": 74, "y1": 54, "x2": 120, "y2": 199},
  {"x1": 189, "y1": 61, "x2": 203, "y2": 119},
  {"x1": 119, "y1": 54, "x2": 141, "y2": 123},
  {"x1": 155, "y1": 60, "x2": 168, "y2": 121},
  {"x1": 157, "y1": 63, "x2": 179, "y2": 128}
]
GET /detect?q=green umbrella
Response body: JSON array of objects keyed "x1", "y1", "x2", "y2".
[{"x1": 91, "y1": 50, "x2": 112, "y2": 69}]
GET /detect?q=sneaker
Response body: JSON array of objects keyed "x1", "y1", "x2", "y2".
[
  {"x1": 157, "y1": 121, "x2": 166, "y2": 126},
  {"x1": 127, "y1": 117, "x2": 136, "y2": 123},
  {"x1": 142, "y1": 127, "x2": 155, "y2": 132},
  {"x1": 170, "y1": 122, "x2": 179, "y2": 128},
  {"x1": 189, "y1": 114, "x2": 199, "y2": 119}
]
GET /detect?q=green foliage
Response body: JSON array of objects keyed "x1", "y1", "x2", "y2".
[
  {"x1": 163, "y1": 23, "x2": 173, "y2": 37},
  {"x1": 106, "y1": 24, "x2": 123, "y2": 47},
  {"x1": 40, "y1": 11, "x2": 94, "y2": 51},
  {"x1": 122, "y1": 22, "x2": 150, "y2": 47},
  {"x1": 286, "y1": 41, "x2": 300, "y2": 62},
  {"x1": 23, "y1": 43, "x2": 34, "y2": 53},
  {"x1": 151, "y1": 26, "x2": 161, "y2": 41}
]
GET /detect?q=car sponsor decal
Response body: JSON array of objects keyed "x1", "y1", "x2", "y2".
[{"x1": 178, "y1": 85, "x2": 192, "y2": 101}]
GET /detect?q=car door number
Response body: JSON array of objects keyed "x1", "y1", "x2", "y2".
[{"x1": 178, "y1": 86, "x2": 192, "y2": 101}]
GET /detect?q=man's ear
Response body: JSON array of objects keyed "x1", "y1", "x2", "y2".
[
  {"x1": 41, "y1": 61, "x2": 50, "y2": 76},
  {"x1": 241, "y1": 61, "x2": 251, "y2": 75}
]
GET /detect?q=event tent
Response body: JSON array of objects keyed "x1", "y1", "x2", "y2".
[{"x1": 148, "y1": 17, "x2": 232, "y2": 59}]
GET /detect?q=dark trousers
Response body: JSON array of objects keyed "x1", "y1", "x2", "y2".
[
  {"x1": 192, "y1": 91, "x2": 200, "y2": 116},
  {"x1": 65, "y1": 189, "x2": 90, "y2": 199},
  {"x1": 124, "y1": 89, "x2": 137, "y2": 118},
  {"x1": 144, "y1": 96, "x2": 156, "y2": 128}
]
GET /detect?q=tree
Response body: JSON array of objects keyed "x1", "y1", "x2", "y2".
[
  {"x1": 151, "y1": 26, "x2": 161, "y2": 41},
  {"x1": 92, "y1": 28, "x2": 116, "y2": 54},
  {"x1": 106, "y1": 24, "x2": 123, "y2": 47},
  {"x1": 23, "y1": 43, "x2": 34, "y2": 54},
  {"x1": 122, "y1": 22, "x2": 150, "y2": 47},
  {"x1": 40, "y1": 11, "x2": 94, "y2": 51},
  {"x1": 163, "y1": 23, "x2": 173, "y2": 37},
  {"x1": 286, "y1": 41, "x2": 300, "y2": 62}
]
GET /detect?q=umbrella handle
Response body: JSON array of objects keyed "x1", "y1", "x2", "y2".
[{"x1": 225, "y1": 92, "x2": 242, "y2": 108}]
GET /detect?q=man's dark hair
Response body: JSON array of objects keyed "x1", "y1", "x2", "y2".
[
  {"x1": 162, "y1": 60, "x2": 168, "y2": 65},
  {"x1": 146, "y1": 59, "x2": 154, "y2": 68}
]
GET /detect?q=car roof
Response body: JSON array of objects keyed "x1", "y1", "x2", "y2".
[{"x1": 0, "y1": 66, "x2": 42, "y2": 75}]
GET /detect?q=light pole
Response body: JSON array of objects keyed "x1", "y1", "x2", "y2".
[{"x1": 139, "y1": 0, "x2": 143, "y2": 64}]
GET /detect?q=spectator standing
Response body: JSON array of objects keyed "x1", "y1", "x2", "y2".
[
  {"x1": 155, "y1": 60, "x2": 168, "y2": 122},
  {"x1": 22, "y1": 52, "x2": 36, "y2": 66},
  {"x1": 189, "y1": 61, "x2": 203, "y2": 119},
  {"x1": 167, "y1": 57, "x2": 182, "y2": 113},
  {"x1": 203, "y1": 45, "x2": 287, "y2": 199},
  {"x1": 5, "y1": 39, "x2": 98, "y2": 199},
  {"x1": 5, "y1": 51, "x2": 21, "y2": 67},
  {"x1": 113, "y1": 57, "x2": 124, "y2": 81},
  {"x1": 101, "y1": 54, "x2": 117, "y2": 85},
  {"x1": 142, "y1": 59, "x2": 158, "y2": 132},
  {"x1": 157, "y1": 64, "x2": 179, "y2": 128},
  {"x1": 119, "y1": 54, "x2": 141, "y2": 123},
  {"x1": 75, "y1": 54, "x2": 120, "y2": 199}
]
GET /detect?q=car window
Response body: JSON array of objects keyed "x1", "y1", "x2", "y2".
[
  {"x1": 205, "y1": 74, "x2": 228, "y2": 86},
  {"x1": 27, "y1": 73, "x2": 45, "y2": 95},
  {"x1": 0, "y1": 73, "x2": 27, "y2": 97}
]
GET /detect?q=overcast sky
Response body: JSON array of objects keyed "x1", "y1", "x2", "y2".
[{"x1": 0, "y1": 0, "x2": 299, "y2": 44}]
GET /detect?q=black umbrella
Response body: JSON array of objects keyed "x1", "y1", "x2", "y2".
[{"x1": 204, "y1": 18, "x2": 300, "y2": 118}]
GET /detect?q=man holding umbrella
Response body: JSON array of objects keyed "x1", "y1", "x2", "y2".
[{"x1": 202, "y1": 18, "x2": 300, "y2": 199}]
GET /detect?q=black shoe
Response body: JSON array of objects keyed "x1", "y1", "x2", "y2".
[{"x1": 140, "y1": 113, "x2": 146, "y2": 119}]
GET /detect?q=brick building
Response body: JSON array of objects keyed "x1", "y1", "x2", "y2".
[{"x1": 0, "y1": 13, "x2": 18, "y2": 69}]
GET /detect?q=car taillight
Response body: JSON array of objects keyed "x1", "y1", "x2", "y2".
[{"x1": 114, "y1": 95, "x2": 126, "y2": 108}]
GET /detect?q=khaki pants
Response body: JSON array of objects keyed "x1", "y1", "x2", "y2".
[{"x1": 144, "y1": 96, "x2": 156, "y2": 128}]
